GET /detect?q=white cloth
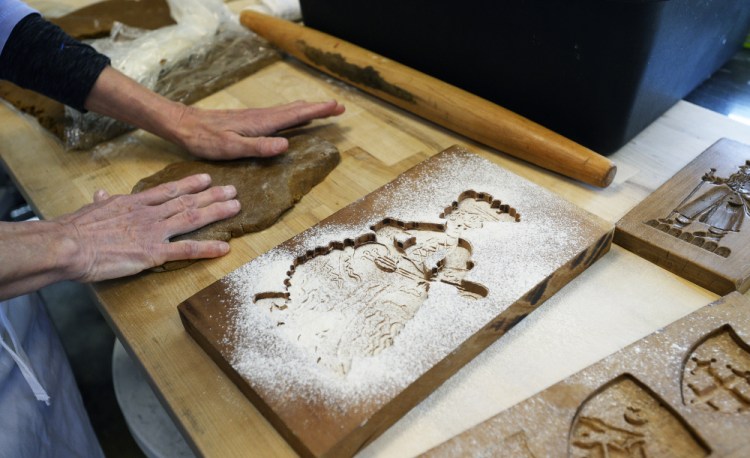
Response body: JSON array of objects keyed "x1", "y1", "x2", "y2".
[
  {"x1": 0, "y1": 296, "x2": 50, "y2": 404},
  {"x1": 0, "y1": 293, "x2": 104, "y2": 458}
]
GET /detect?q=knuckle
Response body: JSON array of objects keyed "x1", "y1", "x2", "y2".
[
  {"x1": 109, "y1": 194, "x2": 132, "y2": 209},
  {"x1": 184, "y1": 208, "x2": 201, "y2": 225},
  {"x1": 159, "y1": 181, "x2": 180, "y2": 199},
  {"x1": 177, "y1": 194, "x2": 196, "y2": 209},
  {"x1": 181, "y1": 242, "x2": 198, "y2": 259}
]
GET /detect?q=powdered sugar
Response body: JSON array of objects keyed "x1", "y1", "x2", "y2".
[{"x1": 223, "y1": 150, "x2": 608, "y2": 409}]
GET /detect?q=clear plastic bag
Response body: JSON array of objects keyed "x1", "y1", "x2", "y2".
[
  {"x1": 242, "y1": 0, "x2": 302, "y2": 21},
  {"x1": 64, "y1": 0, "x2": 279, "y2": 150}
]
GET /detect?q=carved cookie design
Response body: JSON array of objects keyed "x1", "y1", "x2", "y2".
[
  {"x1": 682, "y1": 326, "x2": 750, "y2": 414},
  {"x1": 645, "y1": 160, "x2": 750, "y2": 258},
  {"x1": 569, "y1": 374, "x2": 709, "y2": 458},
  {"x1": 254, "y1": 191, "x2": 519, "y2": 375}
]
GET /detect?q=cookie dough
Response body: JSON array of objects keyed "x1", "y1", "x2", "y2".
[{"x1": 132, "y1": 135, "x2": 341, "y2": 271}]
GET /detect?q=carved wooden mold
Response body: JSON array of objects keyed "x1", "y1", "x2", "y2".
[
  {"x1": 253, "y1": 191, "x2": 519, "y2": 376},
  {"x1": 178, "y1": 146, "x2": 613, "y2": 457},
  {"x1": 424, "y1": 292, "x2": 750, "y2": 458},
  {"x1": 616, "y1": 138, "x2": 750, "y2": 294}
]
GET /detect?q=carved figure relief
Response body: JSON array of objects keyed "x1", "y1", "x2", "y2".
[
  {"x1": 569, "y1": 375, "x2": 709, "y2": 458},
  {"x1": 254, "y1": 191, "x2": 519, "y2": 375},
  {"x1": 682, "y1": 326, "x2": 750, "y2": 413},
  {"x1": 645, "y1": 161, "x2": 750, "y2": 258}
]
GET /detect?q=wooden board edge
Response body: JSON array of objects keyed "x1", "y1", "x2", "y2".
[
  {"x1": 613, "y1": 225, "x2": 735, "y2": 295},
  {"x1": 174, "y1": 146, "x2": 617, "y2": 457},
  {"x1": 177, "y1": 300, "x2": 314, "y2": 457},
  {"x1": 325, "y1": 228, "x2": 615, "y2": 457},
  {"x1": 421, "y1": 291, "x2": 750, "y2": 457}
]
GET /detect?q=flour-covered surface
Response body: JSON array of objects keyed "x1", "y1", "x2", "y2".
[
  {"x1": 178, "y1": 146, "x2": 614, "y2": 457},
  {"x1": 425, "y1": 292, "x2": 750, "y2": 458}
]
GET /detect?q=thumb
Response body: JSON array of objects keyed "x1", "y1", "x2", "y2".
[{"x1": 228, "y1": 136, "x2": 289, "y2": 158}]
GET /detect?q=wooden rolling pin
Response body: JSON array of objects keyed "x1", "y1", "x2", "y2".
[{"x1": 240, "y1": 11, "x2": 617, "y2": 188}]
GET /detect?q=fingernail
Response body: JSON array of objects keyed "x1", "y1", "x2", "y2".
[
  {"x1": 224, "y1": 185, "x2": 237, "y2": 197},
  {"x1": 230, "y1": 199, "x2": 241, "y2": 210},
  {"x1": 219, "y1": 242, "x2": 230, "y2": 253}
]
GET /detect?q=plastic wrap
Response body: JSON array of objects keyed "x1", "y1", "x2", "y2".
[
  {"x1": 242, "y1": 0, "x2": 302, "y2": 21},
  {"x1": 64, "y1": 0, "x2": 279, "y2": 150}
]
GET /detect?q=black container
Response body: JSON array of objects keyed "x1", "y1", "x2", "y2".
[{"x1": 300, "y1": 0, "x2": 750, "y2": 155}]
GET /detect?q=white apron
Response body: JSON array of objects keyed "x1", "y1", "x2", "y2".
[{"x1": 0, "y1": 293, "x2": 104, "y2": 458}]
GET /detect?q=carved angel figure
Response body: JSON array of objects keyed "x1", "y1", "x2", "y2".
[{"x1": 254, "y1": 191, "x2": 519, "y2": 375}]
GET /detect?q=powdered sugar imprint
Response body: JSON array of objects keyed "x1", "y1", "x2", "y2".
[{"x1": 224, "y1": 151, "x2": 606, "y2": 408}]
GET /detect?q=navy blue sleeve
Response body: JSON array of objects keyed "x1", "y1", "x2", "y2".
[{"x1": 0, "y1": 13, "x2": 110, "y2": 112}]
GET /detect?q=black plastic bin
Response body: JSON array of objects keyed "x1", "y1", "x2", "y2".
[{"x1": 300, "y1": 0, "x2": 750, "y2": 155}]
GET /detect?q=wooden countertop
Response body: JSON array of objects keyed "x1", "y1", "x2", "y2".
[{"x1": 3, "y1": 3, "x2": 750, "y2": 456}]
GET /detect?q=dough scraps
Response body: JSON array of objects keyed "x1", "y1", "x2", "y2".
[
  {"x1": 0, "y1": 0, "x2": 279, "y2": 149},
  {"x1": 0, "y1": 0, "x2": 174, "y2": 138}
]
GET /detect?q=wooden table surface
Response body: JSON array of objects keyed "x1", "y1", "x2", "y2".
[{"x1": 3, "y1": 2, "x2": 750, "y2": 456}]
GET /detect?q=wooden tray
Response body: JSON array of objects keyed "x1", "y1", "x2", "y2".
[
  {"x1": 425, "y1": 292, "x2": 750, "y2": 457},
  {"x1": 616, "y1": 138, "x2": 750, "y2": 294},
  {"x1": 178, "y1": 146, "x2": 614, "y2": 457}
]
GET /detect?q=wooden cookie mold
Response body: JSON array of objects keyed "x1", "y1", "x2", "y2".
[
  {"x1": 616, "y1": 138, "x2": 750, "y2": 294},
  {"x1": 178, "y1": 146, "x2": 613, "y2": 457},
  {"x1": 425, "y1": 292, "x2": 750, "y2": 457},
  {"x1": 253, "y1": 191, "x2": 519, "y2": 376}
]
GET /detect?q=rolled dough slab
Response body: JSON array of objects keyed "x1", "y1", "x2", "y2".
[{"x1": 131, "y1": 134, "x2": 340, "y2": 271}]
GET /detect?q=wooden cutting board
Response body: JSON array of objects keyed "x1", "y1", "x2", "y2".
[
  {"x1": 178, "y1": 145, "x2": 614, "y2": 457},
  {"x1": 616, "y1": 138, "x2": 750, "y2": 294},
  {"x1": 424, "y1": 291, "x2": 750, "y2": 457}
]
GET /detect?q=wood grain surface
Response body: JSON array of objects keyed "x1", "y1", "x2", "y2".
[
  {"x1": 616, "y1": 139, "x2": 750, "y2": 294},
  {"x1": 424, "y1": 292, "x2": 750, "y2": 457},
  {"x1": 2, "y1": 1, "x2": 750, "y2": 456}
]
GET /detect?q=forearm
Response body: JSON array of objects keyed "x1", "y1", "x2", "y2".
[
  {"x1": 0, "y1": 220, "x2": 80, "y2": 300},
  {"x1": 83, "y1": 66, "x2": 187, "y2": 146},
  {"x1": 0, "y1": 12, "x2": 110, "y2": 111},
  {"x1": 0, "y1": 174, "x2": 240, "y2": 300}
]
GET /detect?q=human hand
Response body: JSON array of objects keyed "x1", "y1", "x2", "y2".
[
  {"x1": 85, "y1": 67, "x2": 345, "y2": 160},
  {"x1": 57, "y1": 173, "x2": 240, "y2": 282},
  {"x1": 171, "y1": 100, "x2": 346, "y2": 160}
]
